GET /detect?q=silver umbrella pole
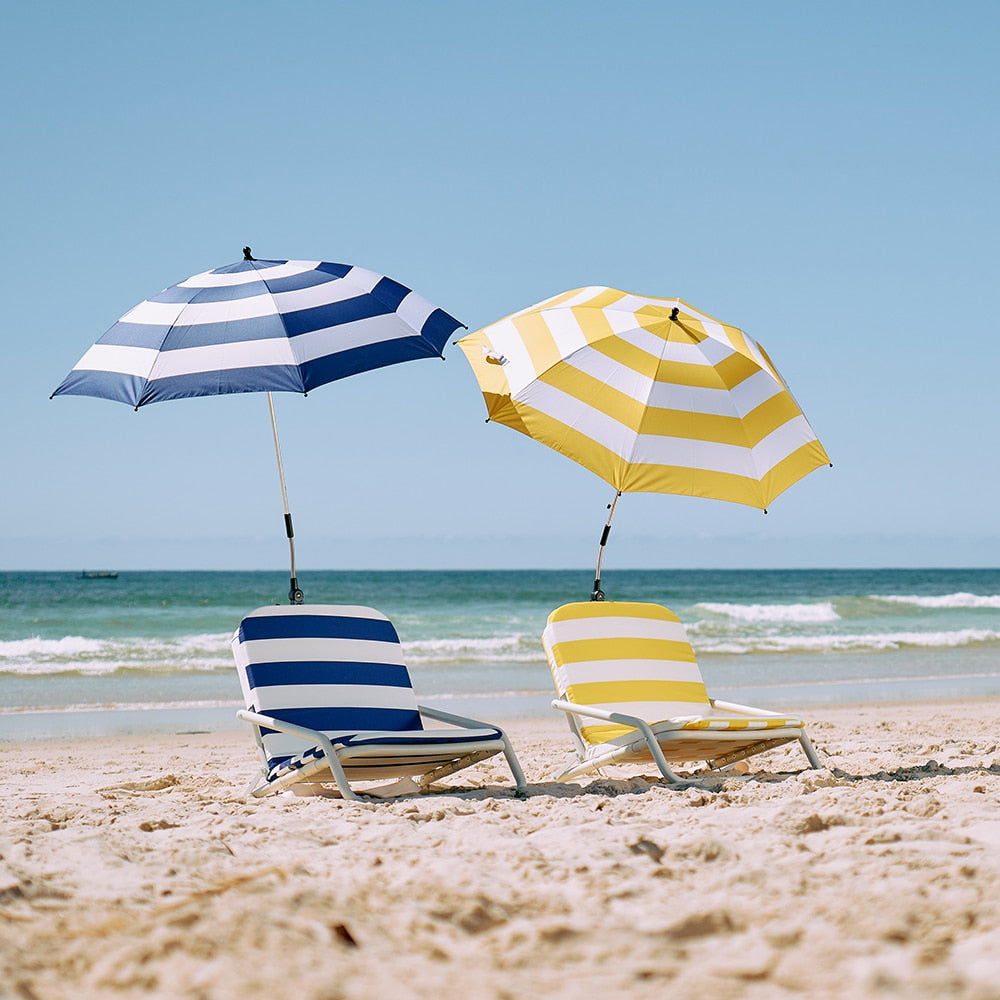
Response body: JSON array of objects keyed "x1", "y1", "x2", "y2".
[
  {"x1": 267, "y1": 392, "x2": 304, "y2": 604},
  {"x1": 591, "y1": 491, "x2": 622, "y2": 601}
]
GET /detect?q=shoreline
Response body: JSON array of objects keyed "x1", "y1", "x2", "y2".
[{"x1": 4, "y1": 689, "x2": 1000, "y2": 744}]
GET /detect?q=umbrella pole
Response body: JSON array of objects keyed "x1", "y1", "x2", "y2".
[
  {"x1": 591, "y1": 491, "x2": 622, "y2": 601},
  {"x1": 267, "y1": 392, "x2": 304, "y2": 605}
]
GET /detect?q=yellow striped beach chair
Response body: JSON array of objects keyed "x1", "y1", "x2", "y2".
[{"x1": 542, "y1": 601, "x2": 821, "y2": 783}]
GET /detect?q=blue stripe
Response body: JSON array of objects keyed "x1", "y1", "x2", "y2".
[
  {"x1": 239, "y1": 613, "x2": 400, "y2": 644},
  {"x1": 300, "y1": 338, "x2": 442, "y2": 391},
  {"x1": 343, "y1": 729, "x2": 501, "y2": 747},
  {"x1": 280, "y1": 294, "x2": 395, "y2": 337},
  {"x1": 152, "y1": 280, "x2": 271, "y2": 304},
  {"x1": 211, "y1": 259, "x2": 287, "y2": 275},
  {"x1": 84, "y1": 301, "x2": 460, "y2": 355},
  {"x1": 153, "y1": 263, "x2": 338, "y2": 303},
  {"x1": 261, "y1": 706, "x2": 422, "y2": 733},
  {"x1": 91, "y1": 321, "x2": 172, "y2": 350},
  {"x1": 51, "y1": 370, "x2": 145, "y2": 406},
  {"x1": 420, "y1": 307, "x2": 465, "y2": 348},
  {"x1": 160, "y1": 314, "x2": 292, "y2": 349},
  {"x1": 245, "y1": 660, "x2": 412, "y2": 689},
  {"x1": 118, "y1": 297, "x2": 429, "y2": 349},
  {"x1": 369, "y1": 276, "x2": 409, "y2": 312},
  {"x1": 316, "y1": 261, "x2": 351, "y2": 279},
  {"x1": 94, "y1": 314, "x2": 289, "y2": 349},
  {"x1": 257, "y1": 268, "x2": 338, "y2": 295},
  {"x1": 138, "y1": 365, "x2": 305, "y2": 403},
  {"x1": 268, "y1": 753, "x2": 468, "y2": 777}
]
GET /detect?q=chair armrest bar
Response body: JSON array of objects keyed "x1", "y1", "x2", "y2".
[
  {"x1": 710, "y1": 698, "x2": 786, "y2": 718},
  {"x1": 236, "y1": 709, "x2": 360, "y2": 800},
  {"x1": 418, "y1": 705, "x2": 494, "y2": 730},
  {"x1": 550, "y1": 701, "x2": 684, "y2": 785},
  {"x1": 419, "y1": 705, "x2": 527, "y2": 794}
]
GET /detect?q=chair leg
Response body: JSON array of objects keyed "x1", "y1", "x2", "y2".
[
  {"x1": 800, "y1": 731, "x2": 822, "y2": 769},
  {"x1": 631, "y1": 719, "x2": 686, "y2": 784},
  {"x1": 315, "y1": 740, "x2": 362, "y2": 801},
  {"x1": 501, "y1": 733, "x2": 528, "y2": 795}
]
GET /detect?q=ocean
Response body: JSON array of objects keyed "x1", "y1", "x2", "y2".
[{"x1": 1, "y1": 568, "x2": 998, "y2": 742}]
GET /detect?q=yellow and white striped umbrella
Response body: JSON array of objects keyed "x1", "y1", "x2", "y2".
[{"x1": 457, "y1": 285, "x2": 830, "y2": 510}]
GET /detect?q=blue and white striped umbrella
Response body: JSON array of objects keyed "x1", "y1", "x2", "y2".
[
  {"x1": 52, "y1": 250, "x2": 463, "y2": 407},
  {"x1": 52, "y1": 250, "x2": 464, "y2": 602}
]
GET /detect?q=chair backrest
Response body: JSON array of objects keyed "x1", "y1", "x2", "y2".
[
  {"x1": 232, "y1": 604, "x2": 422, "y2": 766},
  {"x1": 542, "y1": 601, "x2": 711, "y2": 745}
]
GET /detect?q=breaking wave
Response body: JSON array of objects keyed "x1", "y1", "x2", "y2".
[
  {"x1": 874, "y1": 593, "x2": 1000, "y2": 609},
  {"x1": 694, "y1": 602, "x2": 840, "y2": 624}
]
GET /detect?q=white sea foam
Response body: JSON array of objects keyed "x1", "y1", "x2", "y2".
[
  {"x1": 401, "y1": 634, "x2": 538, "y2": 664},
  {"x1": 0, "y1": 635, "x2": 109, "y2": 658},
  {"x1": 697, "y1": 628, "x2": 1000, "y2": 655},
  {"x1": 0, "y1": 698, "x2": 241, "y2": 716},
  {"x1": 0, "y1": 632, "x2": 233, "y2": 675},
  {"x1": 875, "y1": 593, "x2": 1000, "y2": 609},
  {"x1": 714, "y1": 670, "x2": 1000, "y2": 691},
  {"x1": 694, "y1": 602, "x2": 840, "y2": 624}
]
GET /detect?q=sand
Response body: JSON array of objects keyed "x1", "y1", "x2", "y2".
[{"x1": 2, "y1": 701, "x2": 1000, "y2": 1000}]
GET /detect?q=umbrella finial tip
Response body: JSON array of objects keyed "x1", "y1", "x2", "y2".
[
  {"x1": 243, "y1": 246, "x2": 254, "y2": 261},
  {"x1": 670, "y1": 306, "x2": 679, "y2": 321}
]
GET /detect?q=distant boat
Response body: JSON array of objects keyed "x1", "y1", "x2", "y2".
[{"x1": 80, "y1": 570, "x2": 118, "y2": 579}]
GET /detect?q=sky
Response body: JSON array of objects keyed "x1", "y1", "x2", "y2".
[{"x1": 2, "y1": 1, "x2": 997, "y2": 572}]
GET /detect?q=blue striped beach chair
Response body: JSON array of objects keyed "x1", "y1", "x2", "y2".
[
  {"x1": 233, "y1": 604, "x2": 526, "y2": 800},
  {"x1": 542, "y1": 601, "x2": 821, "y2": 783}
]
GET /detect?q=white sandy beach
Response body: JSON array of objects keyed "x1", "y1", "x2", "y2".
[{"x1": 2, "y1": 701, "x2": 1000, "y2": 1000}]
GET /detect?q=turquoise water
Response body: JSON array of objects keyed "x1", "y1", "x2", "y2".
[{"x1": 1, "y1": 569, "x2": 998, "y2": 740}]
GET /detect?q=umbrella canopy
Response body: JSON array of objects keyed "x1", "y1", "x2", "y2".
[
  {"x1": 53, "y1": 249, "x2": 464, "y2": 601},
  {"x1": 457, "y1": 286, "x2": 830, "y2": 596},
  {"x1": 53, "y1": 250, "x2": 461, "y2": 407}
]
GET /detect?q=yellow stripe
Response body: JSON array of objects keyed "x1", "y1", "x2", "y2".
[
  {"x1": 454, "y1": 331, "x2": 512, "y2": 395},
  {"x1": 606, "y1": 319, "x2": 768, "y2": 393},
  {"x1": 570, "y1": 301, "x2": 619, "y2": 348},
  {"x1": 637, "y1": 390, "x2": 806, "y2": 446},
  {"x1": 579, "y1": 717, "x2": 796, "y2": 746},
  {"x1": 520, "y1": 401, "x2": 829, "y2": 505},
  {"x1": 617, "y1": 459, "x2": 769, "y2": 505},
  {"x1": 566, "y1": 679, "x2": 709, "y2": 705},
  {"x1": 516, "y1": 405, "x2": 800, "y2": 503},
  {"x1": 709, "y1": 351, "x2": 768, "y2": 390},
  {"x1": 750, "y1": 337, "x2": 783, "y2": 383},
  {"x1": 537, "y1": 360, "x2": 809, "y2": 449},
  {"x1": 512, "y1": 310, "x2": 563, "y2": 379},
  {"x1": 518, "y1": 405, "x2": 630, "y2": 489},
  {"x1": 548, "y1": 602, "x2": 680, "y2": 624},
  {"x1": 532, "y1": 287, "x2": 591, "y2": 310},
  {"x1": 551, "y1": 636, "x2": 697, "y2": 664},
  {"x1": 577, "y1": 287, "x2": 630, "y2": 311},
  {"x1": 539, "y1": 363, "x2": 649, "y2": 432},
  {"x1": 580, "y1": 723, "x2": 637, "y2": 743},
  {"x1": 480, "y1": 392, "x2": 531, "y2": 434},
  {"x1": 759, "y1": 440, "x2": 832, "y2": 504},
  {"x1": 681, "y1": 718, "x2": 793, "y2": 730},
  {"x1": 592, "y1": 336, "x2": 722, "y2": 388},
  {"x1": 538, "y1": 343, "x2": 808, "y2": 437}
]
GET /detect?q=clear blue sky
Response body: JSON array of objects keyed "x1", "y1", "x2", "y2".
[{"x1": 2, "y1": 1, "x2": 997, "y2": 571}]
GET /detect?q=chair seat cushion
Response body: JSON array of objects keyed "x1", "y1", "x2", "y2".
[
  {"x1": 581, "y1": 712, "x2": 805, "y2": 746},
  {"x1": 265, "y1": 726, "x2": 504, "y2": 781}
]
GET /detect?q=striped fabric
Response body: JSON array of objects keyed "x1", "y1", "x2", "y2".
[
  {"x1": 233, "y1": 604, "x2": 421, "y2": 769},
  {"x1": 53, "y1": 257, "x2": 463, "y2": 408},
  {"x1": 543, "y1": 601, "x2": 802, "y2": 746},
  {"x1": 457, "y1": 287, "x2": 829, "y2": 509},
  {"x1": 232, "y1": 604, "x2": 505, "y2": 781}
]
